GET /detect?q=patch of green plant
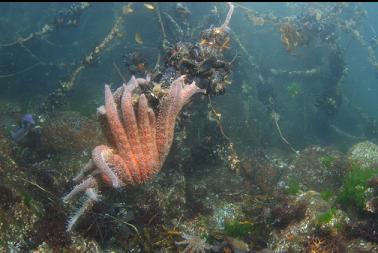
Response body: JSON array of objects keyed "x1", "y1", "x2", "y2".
[
  {"x1": 20, "y1": 191, "x2": 33, "y2": 207},
  {"x1": 224, "y1": 220, "x2": 254, "y2": 238},
  {"x1": 320, "y1": 190, "x2": 333, "y2": 201},
  {"x1": 316, "y1": 207, "x2": 337, "y2": 227},
  {"x1": 286, "y1": 179, "x2": 300, "y2": 195},
  {"x1": 200, "y1": 232, "x2": 209, "y2": 241},
  {"x1": 19, "y1": 191, "x2": 41, "y2": 214},
  {"x1": 287, "y1": 81, "x2": 301, "y2": 97},
  {"x1": 337, "y1": 167, "x2": 378, "y2": 214},
  {"x1": 320, "y1": 155, "x2": 336, "y2": 168}
]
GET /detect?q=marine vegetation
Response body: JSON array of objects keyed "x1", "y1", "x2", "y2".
[
  {"x1": 287, "y1": 81, "x2": 301, "y2": 98},
  {"x1": 337, "y1": 166, "x2": 378, "y2": 214},
  {"x1": 315, "y1": 207, "x2": 337, "y2": 227},
  {"x1": 286, "y1": 179, "x2": 301, "y2": 195},
  {"x1": 319, "y1": 155, "x2": 336, "y2": 169},
  {"x1": 224, "y1": 220, "x2": 254, "y2": 238}
]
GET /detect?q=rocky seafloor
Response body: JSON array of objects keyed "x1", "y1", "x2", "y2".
[{"x1": 0, "y1": 102, "x2": 377, "y2": 253}]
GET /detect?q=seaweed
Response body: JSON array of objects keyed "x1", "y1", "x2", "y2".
[
  {"x1": 316, "y1": 207, "x2": 337, "y2": 227},
  {"x1": 287, "y1": 81, "x2": 301, "y2": 98},
  {"x1": 337, "y1": 166, "x2": 378, "y2": 214},
  {"x1": 224, "y1": 220, "x2": 254, "y2": 238},
  {"x1": 320, "y1": 190, "x2": 333, "y2": 201},
  {"x1": 286, "y1": 179, "x2": 301, "y2": 195},
  {"x1": 320, "y1": 155, "x2": 336, "y2": 168}
]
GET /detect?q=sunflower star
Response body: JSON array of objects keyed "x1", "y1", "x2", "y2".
[
  {"x1": 175, "y1": 233, "x2": 212, "y2": 253},
  {"x1": 63, "y1": 75, "x2": 205, "y2": 231}
]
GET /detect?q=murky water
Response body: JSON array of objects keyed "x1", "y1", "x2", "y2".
[{"x1": 0, "y1": 3, "x2": 377, "y2": 252}]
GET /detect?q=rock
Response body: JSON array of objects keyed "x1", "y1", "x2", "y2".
[
  {"x1": 286, "y1": 146, "x2": 347, "y2": 191},
  {"x1": 345, "y1": 239, "x2": 378, "y2": 253},
  {"x1": 41, "y1": 111, "x2": 104, "y2": 154},
  {"x1": 267, "y1": 191, "x2": 350, "y2": 253},
  {"x1": 127, "y1": 169, "x2": 187, "y2": 226},
  {"x1": 240, "y1": 149, "x2": 289, "y2": 194},
  {"x1": 347, "y1": 141, "x2": 378, "y2": 169},
  {"x1": 33, "y1": 234, "x2": 101, "y2": 253},
  {"x1": 0, "y1": 200, "x2": 43, "y2": 252}
]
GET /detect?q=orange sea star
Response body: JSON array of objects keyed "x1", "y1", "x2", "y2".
[{"x1": 63, "y1": 75, "x2": 205, "y2": 231}]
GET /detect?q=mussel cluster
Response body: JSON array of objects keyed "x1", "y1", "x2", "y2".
[
  {"x1": 280, "y1": 8, "x2": 337, "y2": 52},
  {"x1": 53, "y1": 2, "x2": 90, "y2": 28},
  {"x1": 154, "y1": 27, "x2": 232, "y2": 95},
  {"x1": 123, "y1": 51, "x2": 148, "y2": 76}
]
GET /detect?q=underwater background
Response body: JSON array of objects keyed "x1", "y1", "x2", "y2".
[{"x1": 0, "y1": 2, "x2": 378, "y2": 252}]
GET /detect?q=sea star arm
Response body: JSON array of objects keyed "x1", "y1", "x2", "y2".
[
  {"x1": 137, "y1": 94, "x2": 160, "y2": 179},
  {"x1": 62, "y1": 176, "x2": 98, "y2": 203},
  {"x1": 106, "y1": 152, "x2": 135, "y2": 185},
  {"x1": 72, "y1": 159, "x2": 95, "y2": 182},
  {"x1": 156, "y1": 75, "x2": 184, "y2": 162},
  {"x1": 66, "y1": 187, "x2": 99, "y2": 232},
  {"x1": 156, "y1": 76, "x2": 206, "y2": 163},
  {"x1": 180, "y1": 81, "x2": 206, "y2": 110},
  {"x1": 121, "y1": 77, "x2": 146, "y2": 182},
  {"x1": 104, "y1": 84, "x2": 141, "y2": 184},
  {"x1": 92, "y1": 145, "x2": 124, "y2": 188}
]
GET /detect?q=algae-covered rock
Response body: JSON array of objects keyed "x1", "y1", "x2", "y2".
[
  {"x1": 348, "y1": 141, "x2": 378, "y2": 169},
  {"x1": 337, "y1": 166, "x2": 378, "y2": 214},
  {"x1": 33, "y1": 234, "x2": 101, "y2": 253},
  {"x1": 286, "y1": 146, "x2": 348, "y2": 192},
  {"x1": 128, "y1": 168, "x2": 187, "y2": 225},
  {"x1": 267, "y1": 191, "x2": 350, "y2": 253},
  {"x1": 41, "y1": 111, "x2": 104, "y2": 154},
  {"x1": 0, "y1": 200, "x2": 43, "y2": 252},
  {"x1": 345, "y1": 239, "x2": 378, "y2": 253}
]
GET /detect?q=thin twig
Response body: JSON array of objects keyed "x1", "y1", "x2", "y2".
[
  {"x1": 113, "y1": 61, "x2": 126, "y2": 82},
  {"x1": 208, "y1": 95, "x2": 230, "y2": 141},
  {"x1": 0, "y1": 62, "x2": 43, "y2": 79},
  {"x1": 105, "y1": 213, "x2": 142, "y2": 240}
]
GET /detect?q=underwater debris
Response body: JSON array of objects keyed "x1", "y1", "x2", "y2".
[{"x1": 63, "y1": 75, "x2": 205, "y2": 231}]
